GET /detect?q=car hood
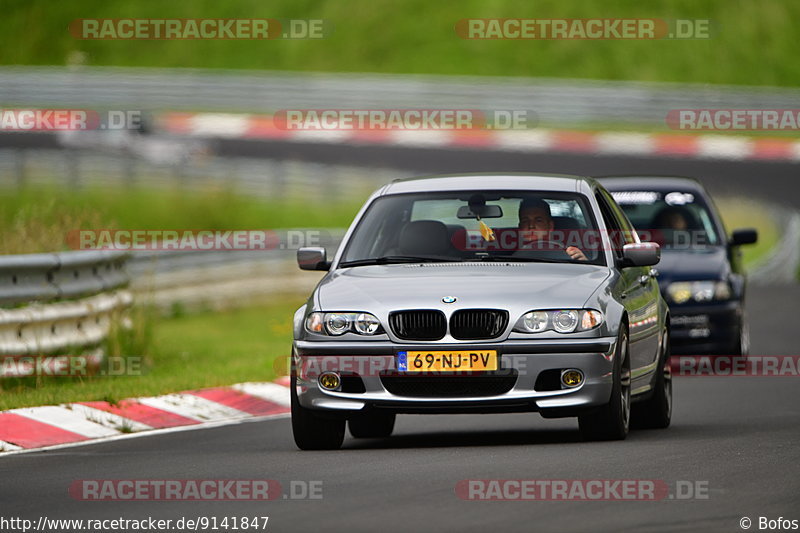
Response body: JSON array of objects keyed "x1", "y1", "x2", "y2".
[
  {"x1": 316, "y1": 262, "x2": 611, "y2": 312},
  {"x1": 655, "y1": 247, "x2": 730, "y2": 285}
]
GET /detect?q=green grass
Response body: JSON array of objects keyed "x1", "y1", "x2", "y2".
[
  {"x1": 715, "y1": 197, "x2": 780, "y2": 268},
  {"x1": 2, "y1": 0, "x2": 800, "y2": 86},
  {"x1": 0, "y1": 298, "x2": 301, "y2": 410},
  {"x1": 0, "y1": 184, "x2": 363, "y2": 254}
]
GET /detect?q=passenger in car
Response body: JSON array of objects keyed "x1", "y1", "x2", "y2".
[
  {"x1": 653, "y1": 206, "x2": 690, "y2": 231},
  {"x1": 652, "y1": 206, "x2": 699, "y2": 246},
  {"x1": 518, "y1": 198, "x2": 587, "y2": 261}
]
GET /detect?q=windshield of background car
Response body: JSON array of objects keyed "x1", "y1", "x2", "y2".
[
  {"x1": 339, "y1": 190, "x2": 606, "y2": 266},
  {"x1": 610, "y1": 190, "x2": 721, "y2": 248}
]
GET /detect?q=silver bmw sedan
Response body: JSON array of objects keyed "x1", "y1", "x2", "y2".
[{"x1": 291, "y1": 173, "x2": 671, "y2": 450}]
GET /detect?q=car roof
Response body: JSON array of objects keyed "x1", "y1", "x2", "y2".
[
  {"x1": 598, "y1": 175, "x2": 708, "y2": 194},
  {"x1": 382, "y1": 172, "x2": 597, "y2": 195}
]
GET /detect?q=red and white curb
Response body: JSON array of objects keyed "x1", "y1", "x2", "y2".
[
  {"x1": 160, "y1": 112, "x2": 800, "y2": 162},
  {"x1": 0, "y1": 378, "x2": 291, "y2": 456}
]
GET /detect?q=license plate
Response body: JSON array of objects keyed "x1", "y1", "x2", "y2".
[{"x1": 396, "y1": 350, "x2": 498, "y2": 372}]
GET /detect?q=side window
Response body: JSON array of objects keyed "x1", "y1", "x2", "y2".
[
  {"x1": 595, "y1": 191, "x2": 625, "y2": 258},
  {"x1": 600, "y1": 189, "x2": 638, "y2": 245}
]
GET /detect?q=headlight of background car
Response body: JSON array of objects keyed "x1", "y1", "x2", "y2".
[
  {"x1": 666, "y1": 281, "x2": 732, "y2": 304},
  {"x1": 514, "y1": 309, "x2": 604, "y2": 334},
  {"x1": 305, "y1": 312, "x2": 384, "y2": 336}
]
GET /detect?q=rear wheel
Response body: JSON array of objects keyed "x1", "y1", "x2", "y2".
[
  {"x1": 631, "y1": 329, "x2": 672, "y2": 429},
  {"x1": 348, "y1": 411, "x2": 396, "y2": 438},
  {"x1": 291, "y1": 377, "x2": 345, "y2": 450},
  {"x1": 579, "y1": 328, "x2": 630, "y2": 441}
]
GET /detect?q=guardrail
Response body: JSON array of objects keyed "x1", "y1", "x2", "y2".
[
  {"x1": 0, "y1": 148, "x2": 406, "y2": 204},
  {"x1": 749, "y1": 207, "x2": 800, "y2": 286},
  {"x1": 1, "y1": 66, "x2": 799, "y2": 126},
  {"x1": 128, "y1": 233, "x2": 345, "y2": 312},
  {"x1": 0, "y1": 251, "x2": 131, "y2": 361}
]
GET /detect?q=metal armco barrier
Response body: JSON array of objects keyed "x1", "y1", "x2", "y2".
[
  {"x1": 0, "y1": 250, "x2": 129, "y2": 306},
  {"x1": 0, "y1": 251, "x2": 131, "y2": 362},
  {"x1": 1, "y1": 66, "x2": 799, "y2": 126}
]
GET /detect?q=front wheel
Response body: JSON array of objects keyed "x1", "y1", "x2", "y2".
[
  {"x1": 631, "y1": 329, "x2": 672, "y2": 429},
  {"x1": 578, "y1": 328, "x2": 630, "y2": 441},
  {"x1": 731, "y1": 318, "x2": 750, "y2": 357},
  {"x1": 291, "y1": 377, "x2": 345, "y2": 450}
]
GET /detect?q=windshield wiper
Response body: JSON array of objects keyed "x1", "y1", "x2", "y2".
[
  {"x1": 339, "y1": 255, "x2": 461, "y2": 267},
  {"x1": 469, "y1": 255, "x2": 572, "y2": 264}
]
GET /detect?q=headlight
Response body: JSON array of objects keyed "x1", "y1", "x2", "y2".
[
  {"x1": 552, "y1": 310, "x2": 579, "y2": 333},
  {"x1": 523, "y1": 311, "x2": 549, "y2": 333},
  {"x1": 305, "y1": 312, "x2": 384, "y2": 336},
  {"x1": 326, "y1": 313, "x2": 350, "y2": 335},
  {"x1": 354, "y1": 312, "x2": 381, "y2": 334},
  {"x1": 514, "y1": 309, "x2": 604, "y2": 334},
  {"x1": 666, "y1": 281, "x2": 732, "y2": 304}
]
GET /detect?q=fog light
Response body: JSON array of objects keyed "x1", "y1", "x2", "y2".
[
  {"x1": 319, "y1": 372, "x2": 341, "y2": 391},
  {"x1": 561, "y1": 369, "x2": 583, "y2": 388}
]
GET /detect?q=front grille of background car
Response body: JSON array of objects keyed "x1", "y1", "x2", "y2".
[
  {"x1": 380, "y1": 370, "x2": 518, "y2": 398},
  {"x1": 449, "y1": 309, "x2": 509, "y2": 340},
  {"x1": 389, "y1": 310, "x2": 447, "y2": 340}
]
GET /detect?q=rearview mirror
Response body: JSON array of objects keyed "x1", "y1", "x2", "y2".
[
  {"x1": 297, "y1": 247, "x2": 330, "y2": 271},
  {"x1": 457, "y1": 204, "x2": 503, "y2": 219},
  {"x1": 621, "y1": 242, "x2": 661, "y2": 267},
  {"x1": 730, "y1": 228, "x2": 758, "y2": 246}
]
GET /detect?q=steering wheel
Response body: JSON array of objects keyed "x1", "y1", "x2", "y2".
[{"x1": 517, "y1": 239, "x2": 566, "y2": 251}]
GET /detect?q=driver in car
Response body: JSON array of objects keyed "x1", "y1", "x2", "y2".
[{"x1": 518, "y1": 198, "x2": 588, "y2": 261}]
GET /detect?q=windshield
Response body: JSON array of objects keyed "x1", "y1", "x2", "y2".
[
  {"x1": 339, "y1": 190, "x2": 606, "y2": 266},
  {"x1": 610, "y1": 190, "x2": 721, "y2": 248}
]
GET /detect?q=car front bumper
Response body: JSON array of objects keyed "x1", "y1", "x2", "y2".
[
  {"x1": 292, "y1": 338, "x2": 617, "y2": 416},
  {"x1": 669, "y1": 300, "x2": 742, "y2": 355}
]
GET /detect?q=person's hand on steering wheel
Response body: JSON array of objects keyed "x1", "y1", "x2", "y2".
[
  {"x1": 566, "y1": 246, "x2": 587, "y2": 261},
  {"x1": 521, "y1": 237, "x2": 587, "y2": 261}
]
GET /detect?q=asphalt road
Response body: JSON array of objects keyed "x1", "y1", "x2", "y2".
[
  {"x1": 214, "y1": 137, "x2": 800, "y2": 207},
  {"x1": 4, "y1": 132, "x2": 800, "y2": 205},
  {"x1": 1, "y1": 140, "x2": 798, "y2": 532}
]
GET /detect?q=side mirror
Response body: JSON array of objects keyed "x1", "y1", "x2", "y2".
[
  {"x1": 730, "y1": 228, "x2": 758, "y2": 246},
  {"x1": 297, "y1": 247, "x2": 330, "y2": 271},
  {"x1": 621, "y1": 242, "x2": 661, "y2": 267}
]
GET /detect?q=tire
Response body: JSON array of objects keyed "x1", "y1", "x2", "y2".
[
  {"x1": 631, "y1": 329, "x2": 672, "y2": 429},
  {"x1": 348, "y1": 411, "x2": 396, "y2": 439},
  {"x1": 578, "y1": 327, "x2": 630, "y2": 441},
  {"x1": 291, "y1": 376, "x2": 345, "y2": 450},
  {"x1": 731, "y1": 319, "x2": 750, "y2": 357}
]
